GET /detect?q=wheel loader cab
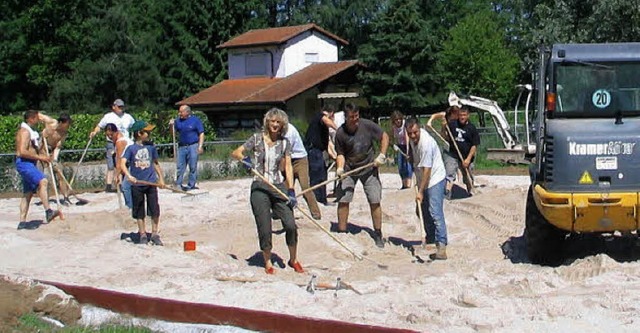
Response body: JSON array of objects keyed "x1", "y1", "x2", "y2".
[{"x1": 526, "y1": 43, "x2": 640, "y2": 265}]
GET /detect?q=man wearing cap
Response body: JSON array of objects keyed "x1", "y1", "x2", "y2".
[
  {"x1": 121, "y1": 120, "x2": 165, "y2": 245},
  {"x1": 89, "y1": 99, "x2": 135, "y2": 193},
  {"x1": 169, "y1": 105, "x2": 205, "y2": 191}
]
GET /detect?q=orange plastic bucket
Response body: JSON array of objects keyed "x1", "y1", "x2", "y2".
[{"x1": 183, "y1": 241, "x2": 196, "y2": 252}]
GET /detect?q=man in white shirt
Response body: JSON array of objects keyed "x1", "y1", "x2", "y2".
[
  {"x1": 285, "y1": 122, "x2": 322, "y2": 220},
  {"x1": 406, "y1": 117, "x2": 448, "y2": 260},
  {"x1": 89, "y1": 99, "x2": 135, "y2": 192}
]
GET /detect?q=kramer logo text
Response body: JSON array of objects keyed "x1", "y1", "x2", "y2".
[{"x1": 569, "y1": 141, "x2": 636, "y2": 156}]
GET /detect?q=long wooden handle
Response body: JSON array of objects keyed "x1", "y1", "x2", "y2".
[
  {"x1": 172, "y1": 123, "x2": 177, "y2": 182},
  {"x1": 413, "y1": 177, "x2": 427, "y2": 245},
  {"x1": 42, "y1": 139, "x2": 62, "y2": 209},
  {"x1": 69, "y1": 136, "x2": 93, "y2": 187},
  {"x1": 296, "y1": 162, "x2": 376, "y2": 198},
  {"x1": 134, "y1": 179, "x2": 192, "y2": 195}
]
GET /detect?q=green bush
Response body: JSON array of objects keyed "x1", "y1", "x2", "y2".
[{"x1": 0, "y1": 109, "x2": 216, "y2": 162}]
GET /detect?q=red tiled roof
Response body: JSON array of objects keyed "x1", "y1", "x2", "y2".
[
  {"x1": 218, "y1": 23, "x2": 348, "y2": 49},
  {"x1": 178, "y1": 61, "x2": 360, "y2": 106}
]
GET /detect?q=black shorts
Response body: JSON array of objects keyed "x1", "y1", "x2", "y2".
[{"x1": 131, "y1": 185, "x2": 160, "y2": 219}]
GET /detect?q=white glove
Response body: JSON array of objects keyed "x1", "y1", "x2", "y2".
[
  {"x1": 336, "y1": 168, "x2": 344, "y2": 177},
  {"x1": 374, "y1": 153, "x2": 386, "y2": 166}
]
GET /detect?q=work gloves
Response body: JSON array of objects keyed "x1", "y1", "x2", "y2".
[
  {"x1": 287, "y1": 189, "x2": 297, "y2": 208},
  {"x1": 374, "y1": 153, "x2": 386, "y2": 166},
  {"x1": 336, "y1": 167, "x2": 344, "y2": 178},
  {"x1": 241, "y1": 156, "x2": 253, "y2": 171}
]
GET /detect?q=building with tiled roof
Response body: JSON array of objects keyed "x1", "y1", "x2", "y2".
[{"x1": 178, "y1": 24, "x2": 363, "y2": 137}]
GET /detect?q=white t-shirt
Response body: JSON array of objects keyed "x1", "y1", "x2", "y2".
[
  {"x1": 285, "y1": 123, "x2": 307, "y2": 159},
  {"x1": 410, "y1": 128, "x2": 446, "y2": 188},
  {"x1": 329, "y1": 111, "x2": 345, "y2": 141},
  {"x1": 98, "y1": 112, "x2": 135, "y2": 141}
]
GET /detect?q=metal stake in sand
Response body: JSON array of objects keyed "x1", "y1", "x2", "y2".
[{"x1": 249, "y1": 167, "x2": 388, "y2": 270}]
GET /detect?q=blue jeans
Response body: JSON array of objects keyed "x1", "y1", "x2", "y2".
[
  {"x1": 121, "y1": 177, "x2": 132, "y2": 209},
  {"x1": 307, "y1": 148, "x2": 327, "y2": 203},
  {"x1": 421, "y1": 179, "x2": 448, "y2": 245},
  {"x1": 176, "y1": 143, "x2": 199, "y2": 188}
]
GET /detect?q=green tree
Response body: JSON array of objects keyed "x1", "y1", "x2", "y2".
[
  {"x1": 437, "y1": 9, "x2": 520, "y2": 106},
  {"x1": 358, "y1": 0, "x2": 439, "y2": 111}
]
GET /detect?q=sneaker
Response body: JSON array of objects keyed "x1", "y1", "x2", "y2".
[
  {"x1": 373, "y1": 232, "x2": 385, "y2": 248},
  {"x1": 138, "y1": 233, "x2": 148, "y2": 245},
  {"x1": 61, "y1": 197, "x2": 71, "y2": 207},
  {"x1": 45, "y1": 209, "x2": 60, "y2": 223},
  {"x1": 150, "y1": 234, "x2": 163, "y2": 246}
]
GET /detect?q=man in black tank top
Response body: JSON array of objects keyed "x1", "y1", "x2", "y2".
[{"x1": 304, "y1": 104, "x2": 337, "y2": 204}]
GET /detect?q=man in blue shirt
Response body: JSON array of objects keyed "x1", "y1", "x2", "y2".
[{"x1": 170, "y1": 105, "x2": 205, "y2": 191}]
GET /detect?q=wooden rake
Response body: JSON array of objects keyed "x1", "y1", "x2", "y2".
[
  {"x1": 249, "y1": 167, "x2": 388, "y2": 270},
  {"x1": 135, "y1": 180, "x2": 209, "y2": 201}
]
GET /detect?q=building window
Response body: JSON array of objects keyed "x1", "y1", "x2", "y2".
[
  {"x1": 246, "y1": 53, "x2": 268, "y2": 76},
  {"x1": 305, "y1": 53, "x2": 319, "y2": 63}
]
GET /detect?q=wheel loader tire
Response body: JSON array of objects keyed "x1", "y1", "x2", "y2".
[{"x1": 525, "y1": 186, "x2": 565, "y2": 266}]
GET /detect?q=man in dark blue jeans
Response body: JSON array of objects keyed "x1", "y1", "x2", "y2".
[{"x1": 170, "y1": 105, "x2": 205, "y2": 191}]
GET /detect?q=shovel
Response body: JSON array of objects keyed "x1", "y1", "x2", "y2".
[{"x1": 56, "y1": 166, "x2": 90, "y2": 205}]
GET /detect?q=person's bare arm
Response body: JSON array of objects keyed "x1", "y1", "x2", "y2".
[
  {"x1": 327, "y1": 140, "x2": 337, "y2": 160},
  {"x1": 39, "y1": 113, "x2": 57, "y2": 128},
  {"x1": 120, "y1": 157, "x2": 136, "y2": 183},
  {"x1": 197, "y1": 132, "x2": 205, "y2": 154},
  {"x1": 427, "y1": 112, "x2": 446, "y2": 127},
  {"x1": 321, "y1": 114, "x2": 338, "y2": 130},
  {"x1": 464, "y1": 146, "x2": 477, "y2": 168},
  {"x1": 284, "y1": 155, "x2": 294, "y2": 190},
  {"x1": 231, "y1": 145, "x2": 246, "y2": 161},
  {"x1": 16, "y1": 129, "x2": 49, "y2": 163},
  {"x1": 415, "y1": 167, "x2": 432, "y2": 203},
  {"x1": 89, "y1": 125, "x2": 101, "y2": 139},
  {"x1": 154, "y1": 160, "x2": 165, "y2": 187},
  {"x1": 113, "y1": 140, "x2": 127, "y2": 184},
  {"x1": 379, "y1": 131, "x2": 390, "y2": 156}
]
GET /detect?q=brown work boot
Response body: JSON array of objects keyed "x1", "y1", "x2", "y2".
[{"x1": 430, "y1": 243, "x2": 447, "y2": 260}]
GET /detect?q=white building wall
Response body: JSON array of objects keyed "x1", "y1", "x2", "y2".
[
  {"x1": 280, "y1": 31, "x2": 339, "y2": 77},
  {"x1": 226, "y1": 31, "x2": 339, "y2": 79}
]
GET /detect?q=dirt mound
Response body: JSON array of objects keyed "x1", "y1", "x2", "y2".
[{"x1": 0, "y1": 275, "x2": 81, "y2": 330}]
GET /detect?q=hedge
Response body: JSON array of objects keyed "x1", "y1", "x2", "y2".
[{"x1": 1, "y1": 109, "x2": 216, "y2": 159}]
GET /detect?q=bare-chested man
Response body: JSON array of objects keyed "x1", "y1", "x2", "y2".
[
  {"x1": 16, "y1": 110, "x2": 60, "y2": 228},
  {"x1": 41, "y1": 113, "x2": 73, "y2": 205}
]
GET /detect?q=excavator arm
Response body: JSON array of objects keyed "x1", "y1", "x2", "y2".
[{"x1": 448, "y1": 92, "x2": 519, "y2": 149}]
